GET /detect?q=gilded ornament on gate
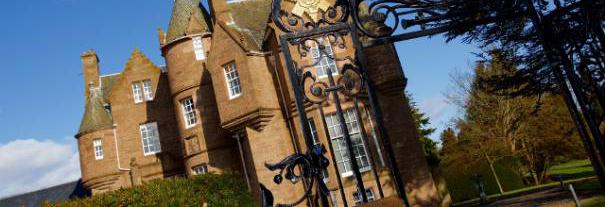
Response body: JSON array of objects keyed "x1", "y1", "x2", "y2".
[{"x1": 290, "y1": 0, "x2": 331, "y2": 21}]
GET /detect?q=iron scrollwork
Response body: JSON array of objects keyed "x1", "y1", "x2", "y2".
[
  {"x1": 265, "y1": 145, "x2": 330, "y2": 207},
  {"x1": 350, "y1": 0, "x2": 450, "y2": 38},
  {"x1": 272, "y1": 0, "x2": 351, "y2": 33},
  {"x1": 265, "y1": 27, "x2": 367, "y2": 206}
]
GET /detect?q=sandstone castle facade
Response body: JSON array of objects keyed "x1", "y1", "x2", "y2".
[{"x1": 76, "y1": 0, "x2": 443, "y2": 206}]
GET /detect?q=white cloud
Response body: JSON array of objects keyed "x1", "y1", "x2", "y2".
[
  {"x1": 419, "y1": 94, "x2": 449, "y2": 121},
  {"x1": 0, "y1": 139, "x2": 80, "y2": 199}
]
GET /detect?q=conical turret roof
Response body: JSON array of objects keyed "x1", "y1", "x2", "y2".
[
  {"x1": 77, "y1": 87, "x2": 113, "y2": 136},
  {"x1": 166, "y1": 0, "x2": 211, "y2": 42}
]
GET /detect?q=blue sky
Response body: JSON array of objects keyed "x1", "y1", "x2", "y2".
[{"x1": 0, "y1": 0, "x2": 478, "y2": 197}]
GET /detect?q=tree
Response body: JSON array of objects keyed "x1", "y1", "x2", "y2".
[
  {"x1": 445, "y1": 52, "x2": 584, "y2": 187},
  {"x1": 406, "y1": 92, "x2": 440, "y2": 168}
]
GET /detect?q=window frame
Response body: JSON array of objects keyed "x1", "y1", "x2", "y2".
[
  {"x1": 140, "y1": 122, "x2": 162, "y2": 156},
  {"x1": 223, "y1": 62, "x2": 242, "y2": 99},
  {"x1": 325, "y1": 109, "x2": 371, "y2": 177},
  {"x1": 131, "y1": 82, "x2": 143, "y2": 103},
  {"x1": 192, "y1": 36, "x2": 206, "y2": 60},
  {"x1": 142, "y1": 79, "x2": 154, "y2": 101},
  {"x1": 180, "y1": 97, "x2": 198, "y2": 129},
  {"x1": 192, "y1": 164, "x2": 208, "y2": 175},
  {"x1": 93, "y1": 138, "x2": 104, "y2": 160},
  {"x1": 353, "y1": 188, "x2": 375, "y2": 204},
  {"x1": 310, "y1": 38, "x2": 338, "y2": 79}
]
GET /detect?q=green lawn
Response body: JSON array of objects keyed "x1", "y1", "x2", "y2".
[
  {"x1": 453, "y1": 159, "x2": 601, "y2": 206},
  {"x1": 548, "y1": 159, "x2": 595, "y2": 179},
  {"x1": 581, "y1": 195, "x2": 605, "y2": 207}
]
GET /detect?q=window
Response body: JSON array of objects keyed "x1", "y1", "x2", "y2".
[
  {"x1": 223, "y1": 62, "x2": 242, "y2": 99},
  {"x1": 311, "y1": 39, "x2": 338, "y2": 78},
  {"x1": 353, "y1": 188, "x2": 375, "y2": 205},
  {"x1": 142, "y1": 80, "x2": 154, "y2": 101},
  {"x1": 192, "y1": 36, "x2": 206, "y2": 60},
  {"x1": 193, "y1": 164, "x2": 208, "y2": 175},
  {"x1": 308, "y1": 119, "x2": 320, "y2": 146},
  {"x1": 325, "y1": 109, "x2": 371, "y2": 177},
  {"x1": 132, "y1": 80, "x2": 153, "y2": 103},
  {"x1": 181, "y1": 98, "x2": 197, "y2": 128},
  {"x1": 308, "y1": 119, "x2": 329, "y2": 181},
  {"x1": 132, "y1": 82, "x2": 143, "y2": 103},
  {"x1": 140, "y1": 122, "x2": 161, "y2": 156},
  {"x1": 93, "y1": 138, "x2": 103, "y2": 160}
]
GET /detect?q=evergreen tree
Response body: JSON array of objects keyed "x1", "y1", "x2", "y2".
[{"x1": 406, "y1": 92, "x2": 440, "y2": 168}]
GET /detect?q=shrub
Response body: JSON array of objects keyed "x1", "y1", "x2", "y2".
[{"x1": 44, "y1": 173, "x2": 255, "y2": 207}]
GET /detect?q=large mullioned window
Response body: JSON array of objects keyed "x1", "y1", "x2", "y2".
[
  {"x1": 140, "y1": 122, "x2": 161, "y2": 156},
  {"x1": 223, "y1": 62, "x2": 242, "y2": 99},
  {"x1": 325, "y1": 109, "x2": 371, "y2": 177},
  {"x1": 181, "y1": 97, "x2": 197, "y2": 128},
  {"x1": 93, "y1": 138, "x2": 103, "y2": 160}
]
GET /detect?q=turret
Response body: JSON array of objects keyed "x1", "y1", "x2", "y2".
[{"x1": 161, "y1": 0, "x2": 240, "y2": 178}]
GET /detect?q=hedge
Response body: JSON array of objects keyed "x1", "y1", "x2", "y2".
[
  {"x1": 442, "y1": 157, "x2": 525, "y2": 202},
  {"x1": 44, "y1": 173, "x2": 255, "y2": 207}
]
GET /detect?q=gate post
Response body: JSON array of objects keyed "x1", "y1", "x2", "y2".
[{"x1": 361, "y1": 43, "x2": 442, "y2": 206}]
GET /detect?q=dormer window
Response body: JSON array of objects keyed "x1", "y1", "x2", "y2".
[
  {"x1": 192, "y1": 36, "x2": 205, "y2": 60},
  {"x1": 223, "y1": 62, "x2": 242, "y2": 99},
  {"x1": 132, "y1": 79, "x2": 154, "y2": 103}
]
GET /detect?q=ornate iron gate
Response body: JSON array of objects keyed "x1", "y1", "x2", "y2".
[
  {"x1": 264, "y1": 0, "x2": 409, "y2": 206},
  {"x1": 264, "y1": 0, "x2": 605, "y2": 206}
]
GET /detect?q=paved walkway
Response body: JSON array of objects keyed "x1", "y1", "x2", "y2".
[{"x1": 483, "y1": 188, "x2": 600, "y2": 207}]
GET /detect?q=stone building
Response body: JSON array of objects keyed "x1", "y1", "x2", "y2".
[{"x1": 75, "y1": 0, "x2": 443, "y2": 206}]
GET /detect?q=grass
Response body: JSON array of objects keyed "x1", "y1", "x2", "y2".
[
  {"x1": 581, "y1": 195, "x2": 605, "y2": 207},
  {"x1": 548, "y1": 160, "x2": 595, "y2": 179},
  {"x1": 452, "y1": 159, "x2": 601, "y2": 207}
]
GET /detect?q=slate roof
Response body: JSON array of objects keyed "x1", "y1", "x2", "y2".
[
  {"x1": 223, "y1": 0, "x2": 272, "y2": 51},
  {"x1": 166, "y1": 0, "x2": 212, "y2": 42},
  {"x1": 100, "y1": 73, "x2": 121, "y2": 102},
  {"x1": 0, "y1": 180, "x2": 90, "y2": 207},
  {"x1": 77, "y1": 83, "x2": 114, "y2": 136}
]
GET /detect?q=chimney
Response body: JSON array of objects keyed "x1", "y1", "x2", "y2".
[
  {"x1": 81, "y1": 49, "x2": 100, "y2": 100},
  {"x1": 209, "y1": 0, "x2": 230, "y2": 22},
  {"x1": 158, "y1": 28, "x2": 167, "y2": 46}
]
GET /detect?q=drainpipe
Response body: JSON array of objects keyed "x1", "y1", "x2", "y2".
[
  {"x1": 113, "y1": 124, "x2": 133, "y2": 186},
  {"x1": 234, "y1": 134, "x2": 252, "y2": 190}
]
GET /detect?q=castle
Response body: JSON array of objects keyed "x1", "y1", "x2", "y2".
[{"x1": 75, "y1": 0, "x2": 443, "y2": 206}]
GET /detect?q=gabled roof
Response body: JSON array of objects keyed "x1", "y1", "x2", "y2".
[
  {"x1": 166, "y1": 0, "x2": 212, "y2": 42},
  {"x1": 77, "y1": 49, "x2": 159, "y2": 137},
  {"x1": 0, "y1": 180, "x2": 89, "y2": 207},
  {"x1": 222, "y1": 0, "x2": 272, "y2": 51}
]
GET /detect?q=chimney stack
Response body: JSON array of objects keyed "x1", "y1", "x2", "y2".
[{"x1": 81, "y1": 49, "x2": 100, "y2": 100}]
